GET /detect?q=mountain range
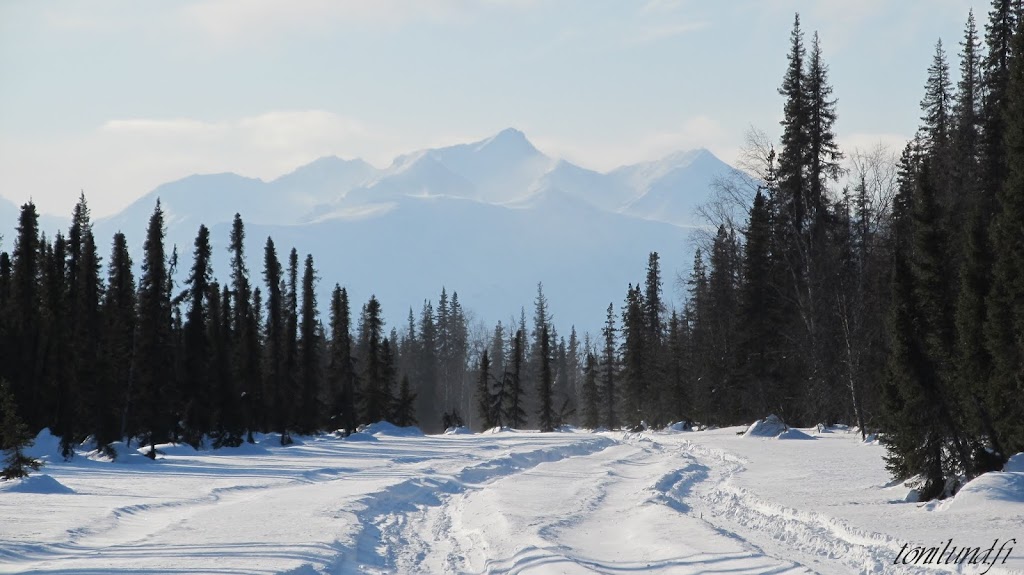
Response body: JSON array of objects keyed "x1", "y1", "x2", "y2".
[{"x1": 1, "y1": 128, "x2": 744, "y2": 338}]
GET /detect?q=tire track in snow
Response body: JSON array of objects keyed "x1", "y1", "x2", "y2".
[
  {"x1": 382, "y1": 434, "x2": 809, "y2": 575},
  {"x1": 669, "y1": 438, "x2": 949, "y2": 575},
  {"x1": 339, "y1": 434, "x2": 617, "y2": 574}
]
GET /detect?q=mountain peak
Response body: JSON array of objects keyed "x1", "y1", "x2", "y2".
[{"x1": 475, "y1": 127, "x2": 537, "y2": 154}]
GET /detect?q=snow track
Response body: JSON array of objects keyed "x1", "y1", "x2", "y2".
[
  {"x1": 2, "y1": 427, "x2": 1021, "y2": 574},
  {"x1": 379, "y1": 434, "x2": 809, "y2": 574},
  {"x1": 668, "y1": 439, "x2": 936, "y2": 575}
]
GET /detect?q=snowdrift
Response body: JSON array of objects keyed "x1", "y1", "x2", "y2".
[
  {"x1": 742, "y1": 415, "x2": 814, "y2": 440},
  {"x1": 0, "y1": 474, "x2": 74, "y2": 494},
  {"x1": 943, "y1": 452, "x2": 1024, "y2": 511},
  {"x1": 361, "y1": 422, "x2": 425, "y2": 437}
]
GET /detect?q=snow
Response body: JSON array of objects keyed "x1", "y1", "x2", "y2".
[
  {"x1": 0, "y1": 475, "x2": 74, "y2": 495},
  {"x1": 1, "y1": 425, "x2": 1021, "y2": 574},
  {"x1": 743, "y1": 414, "x2": 789, "y2": 438}
]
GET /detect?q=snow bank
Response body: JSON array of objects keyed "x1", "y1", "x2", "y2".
[
  {"x1": 362, "y1": 421, "x2": 424, "y2": 437},
  {"x1": 444, "y1": 426, "x2": 472, "y2": 435},
  {"x1": 666, "y1": 421, "x2": 693, "y2": 432},
  {"x1": 1004, "y1": 452, "x2": 1024, "y2": 472},
  {"x1": 777, "y1": 428, "x2": 814, "y2": 440},
  {"x1": 941, "y1": 452, "x2": 1024, "y2": 511},
  {"x1": 0, "y1": 474, "x2": 74, "y2": 494},
  {"x1": 743, "y1": 415, "x2": 787, "y2": 438},
  {"x1": 743, "y1": 415, "x2": 815, "y2": 440}
]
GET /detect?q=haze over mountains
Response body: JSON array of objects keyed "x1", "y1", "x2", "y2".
[{"x1": 2, "y1": 128, "x2": 745, "y2": 337}]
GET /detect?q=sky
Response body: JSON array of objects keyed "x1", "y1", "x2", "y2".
[{"x1": 0, "y1": 0, "x2": 979, "y2": 218}]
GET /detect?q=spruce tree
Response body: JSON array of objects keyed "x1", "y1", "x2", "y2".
[
  {"x1": 181, "y1": 225, "x2": 213, "y2": 447},
  {"x1": 297, "y1": 254, "x2": 321, "y2": 432},
  {"x1": 327, "y1": 285, "x2": 358, "y2": 435},
  {"x1": 417, "y1": 300, "x2": 439, "y2": 431},
  {"x1": 135, "y1": 201, "x2": 175, "y2": 458},
  {"x1": 620, "y1": 284, "x2": 647, "y2": 428},
  {"x1": 360, "y1": 296, "x2": 389, "y2": 423},
  {"x1": 737, "y1": 190, "x2": 777, "y2": 419},
  {"x1": 46, "y1": 233, "x2": 76, "y2": 458},
  {"x1": 777, "y1": 13, "x2": 809, "y2": 236},
  {"x1": 262, "y1": 237, "x2": 286, "y2": 435},
  {"x1": 68, "y1": 195, "x2": 104, "y2": 455},
  {"x1": 980, "y1": 0, "x2": 1021, "y2": 198},
  {"x1": 393, "y1": 374, "x2": 417, "y2": 427},
  {"x1": 600, "y1": 303, "x2": 618, "y2": 430},
  {"x1": 581, "y1": 352, "x2": 600, "y2": 429},
  {"x1": 102, "y1": 233, "x2": 135, "y2": 449},
  {"x1": 506, "y1": 329, "x2": 527, "y2": 429},
  {"x1": 666, "y1": 311, "x2": 689, "y2": 424},
  {"x1": 476, "y1": 348, "x2": 497, "y2": 430},
  {"x1": 7, "y1": 202, "x2": 43, "y2": 431},
  {"x1": 536, "y1": 326, "x2": 555, "y2": 432},
  {"x1": 228, "y1": 214, "x2": 259, "y2": 444},
  {"x1": 1, "y1": 380, "x2": 41, "y2": 480}
]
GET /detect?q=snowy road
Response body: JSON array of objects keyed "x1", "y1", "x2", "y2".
[
  {"x1": 1, "y1": 425, "x2": 1022, "y2": 574},
  {"x1": 378, "y1": 434, "x2": 807, "y2": 574}
]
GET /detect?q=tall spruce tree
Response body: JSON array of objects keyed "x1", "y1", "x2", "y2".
[
  {"x1": 360, "y1": 296, "x2": 389, "y2": 423},
  {"x1": 262, "y1": 237, "x2": 287, "y2": 435},
  {"x1": 297, "y1": 254, "x2": 321, "y2": 433},
  {"x1": 417, "y1": 300, "x2": 440, "y2": 431},
  {"x1": 581, "y1": 352, "x2": 600, "y2": 429},
  {"x1": 536, "y1": 326, "x2": 555, "y2": 432},
  {"x1": 737, "y1": 190, "x2": 777, "y2": 419},
  {"x1": 7, "y1": 203, "x2": 43, "y2": 431},
  {"x1": 600, "y1": 303, "x2": 618, "y2": 430},
  {"x1": 135, "y1": 201, "x2": 175, "y2": 458},
  {"x1": 620, "y1": 284, "x2": 647, "y2": 428},
  {"x1": 228, "y1": 215, "x2": 259, "y2": 444},
  {"x1": 101, "y1": 233, "x2": 135, "y2": 452},
  {"x1": 476, "y1": 348, "x2": 497, "y2": 430},
  {"x1": 327, "y1": 285, "x2": 358, "y2": 435},
  {"x1": 181, "y1": 225, "x2": 213, "y2": 447},
  {"x1": 506, "y1": 329, "x2": 527, "y2": 429},
  {"x1": 46, "y1": 233, "x2": 76, "y2": 458}
]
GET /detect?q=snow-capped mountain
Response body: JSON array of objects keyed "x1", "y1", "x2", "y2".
[{"x1": 75, "y1": 129, "x2": 745, "y2": 336}]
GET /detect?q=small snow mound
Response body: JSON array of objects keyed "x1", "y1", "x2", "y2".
[
  {"x1": 23, "y1": 429, "x2": 61, "y2": 459},
  {"x1": 343, "y1": 432, "x2": 378, "y2": 442},
  {"x1": 444, "y1": 426, "x2": 472, "y2": 435},
  {"x1": 486, "y1": 426, "x2": 511, "y2": 434},
  {"x1": 743, "y1": 415, "x2": 789, "y2": 438},
  {"x1": 777, "y1": 428, "x2": 815, "y2": 440},
  {"x1": 1, "y1": 474, "x2": 74, "y2": 494},
  {"x1": 1004, "y1": 452, "x2": 1024, "y2": 472},
  {"x1": 362, "y1": 421, "x2": 424, "y2": 437},
  {"x1": 666, "y1": 421, "x2": 693, "y2": 432}
]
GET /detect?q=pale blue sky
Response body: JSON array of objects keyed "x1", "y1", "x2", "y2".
[{"x1": 0, "y1": 0, "x2": 977, "y2": 218}]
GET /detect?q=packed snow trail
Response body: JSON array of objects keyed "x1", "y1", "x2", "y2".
[
  {"x1": 0, "y1": 429, "x2": 615, "y2": 574},
  {"x1": 2, "y1": 426, "x2": 1022, "y2": 574},
  {"x1": 375, "y1": 433, "x2": 810, "y2": 574}
]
